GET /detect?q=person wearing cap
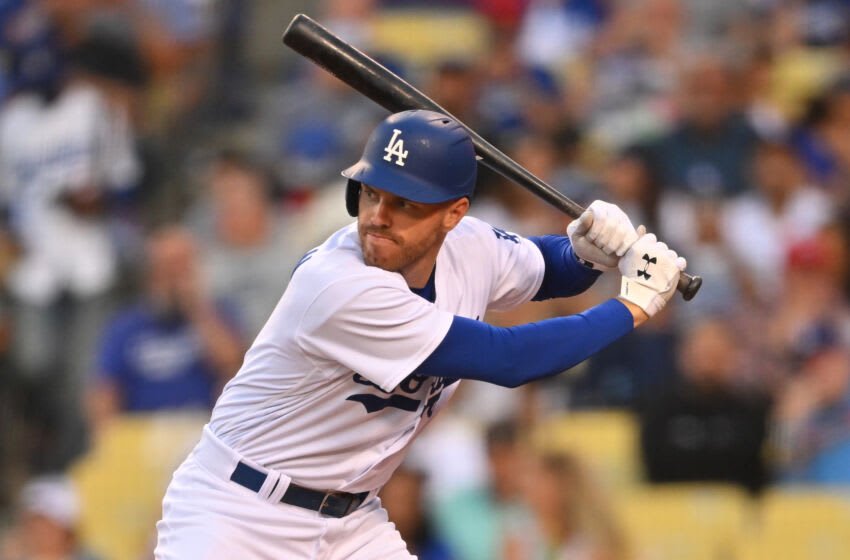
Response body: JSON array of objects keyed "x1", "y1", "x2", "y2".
[
  {"x1": 0, "y1": 475, "x2": 101, "y2": 560},
  {"x1": 155, "y1": 110, "x2": 687, "y2": 558}
]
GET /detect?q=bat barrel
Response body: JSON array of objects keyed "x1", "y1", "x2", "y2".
[{"x1": 283, "y1": 14, "x2": 430, "y2": 114}]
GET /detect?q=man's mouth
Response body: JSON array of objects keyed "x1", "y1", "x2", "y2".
[{"x1": 365, "y1": 231, "x2": 397, "y2": 244}]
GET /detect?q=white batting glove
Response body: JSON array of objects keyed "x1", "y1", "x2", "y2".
[
  {"x1": 567, "y1": 200, "x2": 639, "y2": 271},
  {"x1": 618, "y1": 232, "x2": 687, "y2": 318}
]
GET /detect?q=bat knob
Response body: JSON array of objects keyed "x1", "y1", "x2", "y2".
[{"x1": 678, "y1": 273, "x2": 702, "y2": 301}]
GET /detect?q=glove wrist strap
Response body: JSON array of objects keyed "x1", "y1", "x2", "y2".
[{"x1": 619, "y1": 276, "x2": 662, "y2": 316}]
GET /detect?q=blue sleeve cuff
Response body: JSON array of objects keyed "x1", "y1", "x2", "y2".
[
  {"x1": 529, "y1": 235, "x2": 601, "y2": 301},
  {"x1": 414, "y1": 299, "x2": 634, "y2": 387}
]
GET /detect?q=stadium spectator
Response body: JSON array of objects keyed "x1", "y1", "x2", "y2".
[
  {"x1": 255, "y1": 61, "x2": 384, "y2": 192},
  {"x1": 469, "y1": 134, "x2": 568, "y2": 238},
  {"x1": 669, "y1": 196, "x2": 747, "y2": 321},
  {"x1": 435, "y1": 420, "x2": 525, "y2": 560},
  {"x1": 820, "y1": 216, "x2": 850, "y2": 300},
  {"x1": 474, "y1": 34, "x2": 527, "y2": 141},
  {"x1": 648, "y1": 54, "x2": 759, "y2": 198},
  {"x1": 580, "y1": 0, "x2": 685, "y2": 149},
  {"x1": 792, "y1": 75, "x2": 850, "y2": 201},
  {"x1": 772, "y1": 343, "x2": 850, "y2": 485},
  {"x1": 639, "y1": 317, "x2": 772, "y2": 494},
  {"x1": 0, "y1": 475, "x2": 102, "y2": 560},
  {"x1": 186, "y1": 150, "x2": 302, "y2": 338},
  {"x1": 125, "y1": 0, "x2": 217, "y2": 136},
  {"x1": 426, "y1": 59, "x2": 482, "y2": 130},
  {"x1": 0, "y1": 315, "x2": 16, "y2": 511},
  {"x1": 87, "y1": 227, "x2": 244, "y2": 430},
  {"x1": 741, "y1": 48, "x2": 789, "y2": 141},
  {"x1": 321, "y1": 0, "x2": 378, "y2": 48},
  {"x1": 596, "y1": 147, "x2": 660, "y2": 234},
  {"x1": 382, "y1": 465, "x2": 456, "y2": 560},
  {"x1": 503, "y1": 451, "x2": 628, "y2": 560},
  {"x1": 722, "y1": 139, "x2": 833, "y2": 300},
  {"x1": 765, "y1": 236, "x2": 850, "y2": 378},
  {"x1": 516, "y1": 0, "x2": 609, "y2": 70},
  {"x1": 0, "y1": 15, "x2": 147, "y2": 471}
]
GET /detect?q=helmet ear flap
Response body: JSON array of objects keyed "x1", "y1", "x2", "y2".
[{"x1": 345, "y1": 179, "x2": 361, "y2": 217}]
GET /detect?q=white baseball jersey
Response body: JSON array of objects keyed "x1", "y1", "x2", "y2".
[
  {"x1": 209, "y1": 216, "x2": 545, "y2": 493},
  {"x1": 0, "y1": 82, "x2": 139, "y2": 304}
]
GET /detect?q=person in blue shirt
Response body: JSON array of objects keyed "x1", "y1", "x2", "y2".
[
  {"x1": 88, "y1": 226, "x2": 245, "y2": 427},
  {"x1": 774, "y1": 343, "x2": 850, "y2": 485}
]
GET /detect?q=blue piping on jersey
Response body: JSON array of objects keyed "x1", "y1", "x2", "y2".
[{"x1": 409, "y1": 266, "x2": 437, "y2": 303}]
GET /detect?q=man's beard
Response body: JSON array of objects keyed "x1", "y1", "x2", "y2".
[{"x1": 359, "y1": 225, "x2": 441, "y2": 273}]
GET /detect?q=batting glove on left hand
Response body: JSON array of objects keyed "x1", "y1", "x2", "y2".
[
  {"x1": 567, "y1": 200, "x2": 639, "y2": 271},
  {"x1": 618, "y1": 232, "x2": 687, "y2": 318}
]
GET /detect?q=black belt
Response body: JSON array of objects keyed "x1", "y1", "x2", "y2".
[{"x1": 229, "y1": 461, "x2": 369, "y2": 518}]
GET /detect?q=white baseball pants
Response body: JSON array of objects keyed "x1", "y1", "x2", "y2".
[{"x1": 154, "y1": 426, "x2": 414, "y2": 559}]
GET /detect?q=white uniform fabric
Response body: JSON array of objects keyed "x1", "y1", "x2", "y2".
[
  {"x1": 158, "y1": 427, "x2": 412, "y2": 560},
  {"x1": 0, "y1": 82, "x2": 139, "y2": 304},
  {"x1": 156, "y1": 216, "x2": 545, "y2": 559}
]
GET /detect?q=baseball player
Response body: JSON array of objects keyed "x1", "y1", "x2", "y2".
[{"x1": 155, "y1": 110, "x2": 686, "y2": 559}]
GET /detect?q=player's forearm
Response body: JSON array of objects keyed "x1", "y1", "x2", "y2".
[
  {"x1": 529, "y1": 235, "x2": 601, "y2": 301},
  {"x1": 413, "y1": 299, "x2": 633, "y2": 387}
]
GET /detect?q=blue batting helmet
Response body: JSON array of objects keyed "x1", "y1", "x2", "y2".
[{"x1": 341, "y1": 110, "x2": 477, "y2": 217}]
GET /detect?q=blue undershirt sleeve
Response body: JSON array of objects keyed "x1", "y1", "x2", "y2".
[
  {"x1": 413, "y1": 299, "x2": 634, "y2": 388},
  {"x1": 529, "y1": 235, "x2": 601, "y2": 301}
]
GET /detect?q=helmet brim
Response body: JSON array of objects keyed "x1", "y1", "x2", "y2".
[{"x1": 341, "y1": 159, "x2": 472, "y2": 205}]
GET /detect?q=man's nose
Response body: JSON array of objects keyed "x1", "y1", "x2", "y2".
[{"x1": 370, "y1": 199, "x2": 392, "y2": 227}]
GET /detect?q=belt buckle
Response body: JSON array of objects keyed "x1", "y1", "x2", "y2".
[{"x1": 319, "y1": 491, "x2": 350, "y2": 517}]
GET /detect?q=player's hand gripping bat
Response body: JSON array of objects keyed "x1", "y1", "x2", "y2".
[{"x1": 282, "y1": 13, "x2": 702, "y2": 301}]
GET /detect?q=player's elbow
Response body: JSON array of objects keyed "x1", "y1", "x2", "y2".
[
  {"x1": 488, "y1": 366, "x2": 527, "y2": 388},
  {"x1": 492, "y1": 363, "x2": 566, "y2": 389},
  {"x1": 502, "y1": 378, "x2": 524, "y2": 389},
  {"x1": 485, "y1": 352, "x2": 529, "y2": 388}
]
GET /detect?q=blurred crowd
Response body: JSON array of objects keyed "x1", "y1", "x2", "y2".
[{"x1": 0, "y1": 0, "x2": 850, "y2": 559}]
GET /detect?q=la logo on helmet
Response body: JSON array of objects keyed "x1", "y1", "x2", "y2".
[{"x1": 383, "y1": 129, "x2": 409, "y2": 166}]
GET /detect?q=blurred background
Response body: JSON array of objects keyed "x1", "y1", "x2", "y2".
[{"x1": 0, "y1": 0, "x2": 849, "y2": 559}]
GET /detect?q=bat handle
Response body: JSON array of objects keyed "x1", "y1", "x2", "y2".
[{"x1": 677, "y1": 271, "x2": 702, "y2": 301}]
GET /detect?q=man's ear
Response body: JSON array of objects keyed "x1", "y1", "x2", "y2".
[{"x1": 443, "y1": 197, "x2": 470, "y2": 231}]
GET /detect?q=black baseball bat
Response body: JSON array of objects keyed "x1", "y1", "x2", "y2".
[{"x1": 282, "y1": 13, "x2": 702, "y2": 301}]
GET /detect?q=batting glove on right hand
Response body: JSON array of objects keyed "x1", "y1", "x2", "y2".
[
  {"x1": 567, "y1": 200, "x2": 639, "y2": 271},
  {"x1": 618, "y1": 232, "x2": 686, "y2": 318}
]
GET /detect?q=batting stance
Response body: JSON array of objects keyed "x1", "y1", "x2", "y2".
[{"x1": 154, "y1": 110, "x2": 686, "y2": 559}]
